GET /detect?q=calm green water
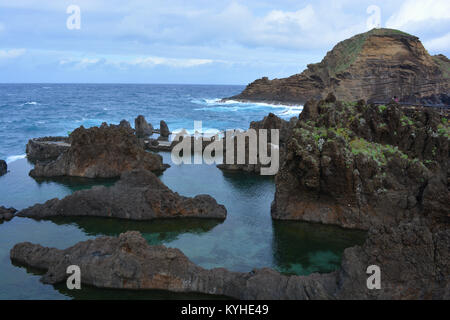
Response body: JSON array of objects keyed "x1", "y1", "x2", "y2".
[{"x1": 0, "y1": 153, "x2": 366, "y2": 299}]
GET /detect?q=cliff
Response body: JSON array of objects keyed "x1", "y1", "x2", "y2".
[{"x1": 227, "y1": 28, "x2": 450, "y2": 105}]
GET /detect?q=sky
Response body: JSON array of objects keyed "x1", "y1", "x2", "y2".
[{"x1": 0, "y1": 0, "x2": 449, "y2": 84}]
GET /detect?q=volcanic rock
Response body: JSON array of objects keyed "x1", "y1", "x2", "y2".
[
  {"x1": 10, "y1": 231, "x2": 336, "y2": 299},
  {"x1": 26, "y1": 137, "x2": 71, "y2": 163},
  {"x1": 272, "y1": 99, "x2": 449, "y2": 229},
  {"x1": 0, "y1": 206, "x2": 17, "y2": 222},
  {"x1": 29, "y1": 124, "x2": 168, "y2": 178},
  {"x1": 226, "y1": 29, "x2": 450, "y2": 105},
  {"x1": 135, "y1": 115, "x2": 153, "y2": 138},
  {"x1": 0, "y1": 160, "x2": 6, "y2": 176},
  {"x1": 19, "y1": 169, "x2": 226, "y2": 220},
  {"x1": 160, "y1": 120, "x2": 170, "y2": 138}
]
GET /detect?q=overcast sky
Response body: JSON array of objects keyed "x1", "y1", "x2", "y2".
[{"x1": 0, "y1": 0, "x2": 449, "y2": 84}]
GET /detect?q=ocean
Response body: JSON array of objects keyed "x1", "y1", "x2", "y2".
[{"x1": 0, "y1": 84, "x2": 365, "y2": 299}]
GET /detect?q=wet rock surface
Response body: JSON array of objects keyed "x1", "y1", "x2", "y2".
[
  {"x1": 19, "y1": 169, "x2": 227, "y2": 220},
  {"x1": 0, "y1": 206, "x2": 17, "y2": 222},
  {"x1": 226, "y1": 29, "x2": 450, "y2": 105},
  {"x1": 29, "y1": 123, "x2": 168, "y2": 178}
]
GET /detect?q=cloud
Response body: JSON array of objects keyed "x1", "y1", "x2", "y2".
[
  {"x1": 0, "y1": 48, "x2": 26, "y2": 59},
  {"x1": 59, "y1": 55, "x2": 214, "y2": 70},
  {"x1": 130, "y1": 57, "x2": 213, "y2": 68},
  {"x1": 386, "y1": 0, "x2": 450, "y2": 29},
  {"x1": 424, "y1": 32, "x2": 450, "y2": 51}
]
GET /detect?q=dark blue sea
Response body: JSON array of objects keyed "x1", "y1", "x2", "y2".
[{"x1": 0, "y1": 84, "x2": 364, "y2": 299}]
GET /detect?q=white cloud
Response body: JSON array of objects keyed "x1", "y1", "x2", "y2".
[
  {"x1": 59, "y1": 55, "x2": 214, "y2": 69},
  {"x1": 131, "y1": 57, "x2": 213, "y2": 68},
  {"x1": 0, "y1": 48, "x2": 26, "y2": 59},
  {"x1": 424, "y1": 32, "x2": 450, "y2": 51},
  {"x1": 386, "y1": 0, "x2": 450, "y2": 29}
]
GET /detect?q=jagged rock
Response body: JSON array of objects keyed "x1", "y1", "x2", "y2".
[
  {"x1": 0, "y1": 160, "x2": 6, "y2": 176},
  {"x1": 13, "y1": 227, "x2": 447, "y2": 299},
  {"x1": 29, "y1": 124, "x2": 168, "y2": 178},
  {"x1": 268, "y1": 98, "x2": 449, "y2": 299},
  {"x1": 26, "y1": 137, "x2": 71, "y2": 163},
  {"x1": 119, "y1": 119, "x2": 132, "y2": 130},
  {"x1": 160, "y1": 120, "x2": 170, "y2": 138},
  {"x1": 0, "y1": 206, "x2": 17, "y2": 222},
  {"x1": 10, "y1": 231, "x2": 336, "y2": 299},
  {"x1": 19, "y1": 169, "x2": 226, "y2": 220},
  {"x1": 225, "y1": 29, "x2": 450, "y2": 105},
  {"x1": 217, "y1": 113, "x2": 297, "y2": 174},
  {"x1": 135, "y1": 115, "x2": 153, "y2": 138},
  {"x1": 272, "y1": 100, "x2": 449, "y2": 229}
]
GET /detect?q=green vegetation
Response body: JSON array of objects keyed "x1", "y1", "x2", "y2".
[
  {"x1": 400, "y1": 115, "x2": 414, "y2": 126},
  {"x1": 378, "y1": 105, "x2": 387, "y2": 113},
  {"x1": 350, "y1": 138, "x2": 409, "y2": 166}
]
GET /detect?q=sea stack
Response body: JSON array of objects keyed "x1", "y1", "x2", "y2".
[
  {"x1": 135, "y1": 115, "x2": 154, "y2": 137},
  {"x1": 225, "y1": 28, "x2": 450, "y2": 105},
  {"x1": 160, "y1": 120, "x2": 170, "y2": 138}
]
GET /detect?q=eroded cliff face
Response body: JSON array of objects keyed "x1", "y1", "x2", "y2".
[
  {"x1": 270, "y1": 95, "x2": 449, "y2": 299},
  {"x1": 228, "y1": 29, "x2": 450, "y2": 105},
  {"x1": 272, "y1": 97, "x2": 449, "y2": 229}
]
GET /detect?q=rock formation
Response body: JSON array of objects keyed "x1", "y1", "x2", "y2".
[
  {"x1": 29, "y1": 123, "x2": 168, "y2": 178},
  {"x1": 10, "y1": 231, "x2": 336, "y2": 299},
  {"x1": 226, "y1": 29, "x2": 450, "y2": 105},
  {"x1": 118, "y1": 119, "x2": 132, "y2": 130},
  {"x1": 271, "y1": 95, "x2": 449, "y2": 298},
  {"x1": 160, "y1": 120, "x2": 170, "y2": 138},
  {"x1": 26, "y1": 137, "x2": 71, "y2": 163},
  {"x1": 0, "y1": 160, "x2": 7, "y2": 176},
  {"x1": 135, "y1": 115, "x2": 153, "y2": 138},
  {"x1": 19, "y1": 169, "x2": 227, "y2": 220},
  {"x1": 0, "y1": 206, "x2": 16, "y2": 222},
  {"x1": 12, "y1": 228, "x2": 447, "y2": 299},
  {"x1": 217, "y1": 113, "x2": 297, "y2": 174},
  {"x1": 272, "y1": 96, "x2": 449, "y2": 229}
]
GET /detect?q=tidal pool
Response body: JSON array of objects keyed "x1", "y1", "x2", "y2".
[{"x1": 0, "y1": 153, "x2": 366, "y2": 299}]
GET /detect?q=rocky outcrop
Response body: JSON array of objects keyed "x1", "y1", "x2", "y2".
[
  {"x1": 270, "y1": 96, "x2": 449, "y2": 299},
  {"x1": 26, "y1": 137, "x2": 71, "y2": 163},
  {"x1": 135, "y1": 115, "x2": 153, "y2": 138},
  {"x1": 118, "y1": 119, "x2": 132, "y2": 130},
  {"x1": 226, "y1": 29, "x2": 450, "y2": 105},
  {"x1": 272, "y1": 97, "x2": 449, "y2": 229},
  {"x1": 0, "y1": 160, "x2": 6, "y2": 176},
  {"x1": 29, "y1": 123, "x2": 168, "y2": 178},
  {"x1": 217, "y1": 113, "x2": 297, "y2": 174},
  {"x1": 160, "y1": 120, "x2": 170, "y2": 138},
  {"x1": 12, "y1": 227, "x2": 447, "y2": 299},
  {"x1": 19, "y1": 169, "x2": 226, "y2": 220},
  {"x1": 0, "y1": 206, "x2": 16, "y2": 222},
  {"x1": 10, "y1": 231, "x2": 336, "y2": 299}
]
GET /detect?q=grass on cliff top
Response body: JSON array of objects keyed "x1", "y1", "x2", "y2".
[{"x1": 326, "y1": 28, "x2": 415, "y2": 76}]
